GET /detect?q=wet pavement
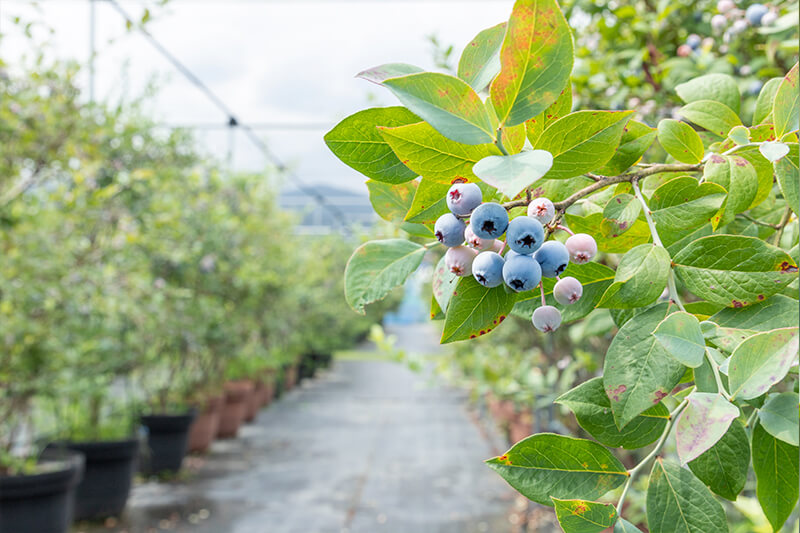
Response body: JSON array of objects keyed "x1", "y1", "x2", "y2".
[{"x1": 76, "y1": 324, "x2": 514, "y2": 533}]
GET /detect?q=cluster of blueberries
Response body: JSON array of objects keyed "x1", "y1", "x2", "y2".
[
  {"x1": 678, "y1": 2, "x2": 777, "y2": 58},
  {"x1": 434, "y1": 183, "x2": 598, "y2": 333}
]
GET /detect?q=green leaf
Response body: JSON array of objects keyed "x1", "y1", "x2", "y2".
[
  {"x1": 597, "y1": 120, "x2": 657, "y2": 175},
  {"x1": 679, "y1": 100, "x2": 742, "y2": 137},
  {"x1": 614, "y1": 518, "x2": 644, "y2": 532},
  {"x1": 598, "y1": 244, "x2": 670, "y2": 309},
  {"x1": 552, "y1": 498, "x2": 618, "y2": 533},
  {"x1": 512, "y1": 262, "x2": 615, "y2": 323},
  {"x1": 675, "y1": 73, "x2": 741, "y2": 115},
  {"x1": 759, "y1": 392, "x2": 799, "y2": 446},
  {"x1": 564, "y1": 213, "x2": 651, "y2": 253},
  {"x1": 728, "y1": 327, "x2": 799, "y2": 400},
  {"x1": 601, "y1": 193, "x2": 641, "y2": 238},
  {"x1": 383, "y1": 72, "x2": 494, "y2": 145},
  {"x1": 736, "y1": 146, "x2": 775, "y2": 210},
  {"x1": 458, "y1": 22, "x2": 507, "y2": 92},
  {"x1": 649, "y1": 176, "x2": 727, "y2": 231},
  {"x1": 775, "y1": 143, "x2": 799, "y2": 215},
  {"x1": 753, "y1": 78, "x2": 782, "y2": 125},
  {"x1": 357, "y1": 63, "x2": 423, "y2": 84},
  {"x1": 752, "y1": 422, "x2": 799, "y2": 532},
  {"x1": 727, "y1": 125, "x2": 751, "y2": 146},
  {"x1": 653, "y1": 312, "x2": 705, "y2": 368},
  {"x1": 702, "y1": 155, "x2": 758, "y2": 229},
  {"x1": 344, "y1": 239, "x2": 426, "y2": 313},
  {"x1": 472, "y1": 150, "x2": 553, "y2": 199},
  {"x1": 324, "y1": 107, "x2": 420, "y2": 183},
  {"x1": 486, "y1": 433, "x2": 627, "y2": 506},
  {"x1": 366, "y1": 180, "x2": 416, "y2": 222},
  {"x1": 675, "y1": 392, "x2": 739, "y2": 464},
  {"x1": 525, "y1": 85, "x2": 573, "y2": 146},
  {"x1": 710, "y1": 294, "x2": 800, "y2": 332},
  {"x1": 432, "y1": 254, "x2": 459, "y2": 313},
  {"x1": 536, "y1": 111, "x2": 634, "y2": 179},
  {"x1": 657, "y1": 119, "x2": 704, "y2": 164},
  {"x1": 688, "y1": 420, "x2": 749, "y2": 501},
  {"x1": 556, "y1": 377, "x2": 669, "y2": 449},
  {"x1": 430, "y1": 292, "x2": 444, "y2": 320},
  {"x1": 441, "y1": 276, "x2": 516, "y2": 343},
  {"x1": 490, "y1": 0, "x2": 574, "y2": 127},
  {"x1": 379, "y1": 122, "x2": 500, "y2": 183},
  {"x1": 773, "y1": 62, "x2": 799, "y2": 139},
  {"x1": 646, "y1": 459, "x2": 728, "y2": 533},
  {"x1": 603, "y1": 303, "x2": 686, "y2": 428},
  {"x1": 672, "y1": 235, "x2": 798, "y2": 308}
]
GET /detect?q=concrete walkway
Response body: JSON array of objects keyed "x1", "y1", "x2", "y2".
[{"x1": 79, "y1": 325, "x2": 513, "y2": 533}]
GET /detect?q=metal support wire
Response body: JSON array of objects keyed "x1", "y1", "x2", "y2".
[{"x1": 103, "y1": 0, "x2": 352, "y2": 232}]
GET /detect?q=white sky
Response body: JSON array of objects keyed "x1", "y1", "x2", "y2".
[{"x1": 1, "y1": 0, "x2": 511, "y2": 194}]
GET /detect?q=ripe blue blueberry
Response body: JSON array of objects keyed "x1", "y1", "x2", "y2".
[
  {"x1": 553, "y1": 276, "x2": 583, "y2": 305},
  {"x1": 506, "y1": 217, "x2": 545, "y2": 255},
  {"x1": 746, "y1": 3, "x2": 768, "y2": 25},
  {"x1": 534, "y1": 240, "x2": 570, "y2": 278},
  {"x1": 470, "y1": 202, "x2": 509, "y2": 239},
  {"x1": 446, "y1": 182, "x2": 483, "y2": 216},
  {"x1": 502, "y1": 254, "x2": 542, "y2": 292},
  {"x1": 472, "y1": 251, "x2": 505, "y2": 288},
  {"x1": 532, "y1": 305, "x2": 562, "y2": 332},
  {"x1": 434, "y1": 213, "x2": 466, "y2": 247},
  {"x1": 686, "y1": 34, "x2": 702, "y2": 49}
]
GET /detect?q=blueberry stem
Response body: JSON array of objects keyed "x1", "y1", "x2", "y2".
[
  {"x1": 632, "y1": 179, "x2": 686, "y2": 312},
  {"x1": 539, "y1": 281, "x2": 546, "y2": 306},
  {"x1": 706, "y1": 348, "x2": 732, "y2": 401},
  {"x1": 555, "y1": 224, "x2": 574, "y2": 236}
]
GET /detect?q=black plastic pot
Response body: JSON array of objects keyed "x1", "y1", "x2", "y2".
[
  {"x1": 139, "y1": 411, "x2": 195, "y2": 475},
  {"x1": 0, "y1": 449, "x2": 84, "y2": 533},
  {"x1": 60, "y1": 439, "x2": 139, "y2": 519}
]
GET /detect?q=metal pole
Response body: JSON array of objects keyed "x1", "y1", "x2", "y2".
[{"x1": 89, "y1": 0, "x2": 96, "y2": 102}]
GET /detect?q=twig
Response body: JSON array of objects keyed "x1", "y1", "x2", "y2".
[
  {"x1": 705, "y1": 348, "x2": 731, "y2": 401},
  {"x1": 738, "y1": 213, "x2": 781, "y2": 230},
  {"x1": 773, "y1": 207, "x2": 793, "y2": 246}
]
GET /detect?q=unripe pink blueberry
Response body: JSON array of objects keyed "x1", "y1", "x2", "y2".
[
  {"x1": 465, "y1": 224, "x2": 495, "y2": 251},
  {"x1": 445, "y1": 245, "x2": 478, "y2": 277},
  {"x1": 553, "y1": 276, "x2": 583, "y2": 305},
  {"x1": 711, "y1": 14, "x2": 727, "y2": 31},
  {"x1": 717, "y1": 0, "x2": 735, "y2": 13},
  {"x1": 527, "y1": 197, "x2": 556, "y2": 225},
  {"x1": 532, "y1": 305, "x2": 562, "y2": 333},
  {"x1": 677, "y1": 44, "x2": 693, "y2": 57},
  {"x1": 565, "y1": 233, "x2": 597, "y2": 264}
]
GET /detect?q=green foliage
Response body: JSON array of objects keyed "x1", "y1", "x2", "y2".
[{"x1": 326, "y1": 0, "x2": 800, "y2": 528}]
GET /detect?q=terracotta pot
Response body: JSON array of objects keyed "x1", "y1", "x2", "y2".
[
  {"x1": 188, "y1": 395, "x2": 223, "y2": 453},
  {"x1": 284, "y1": 364, "x2": 298, "y2": 391},
  {"x1": 498, "y1": 399, "x2": 516, "y2": 424},
  {"x1": 486, "y1": 393, "x2": 502, "y2": 421},
  {"x1": 245, "y1": 381, "x2": 265, "y2": 422},
  {"x1": 509, "y1": 409, "x2": 533, "y2": 444},
  {"x1": 217, "y1": 381, "x2": 253, "y2": 439},
  {"x1": 260, "y1": 380, "x2": 275, "y2": 408}
]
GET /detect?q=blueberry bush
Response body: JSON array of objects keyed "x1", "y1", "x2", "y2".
[{"x1": 326, "y1": 0, "x2": 799, "y2": 530}]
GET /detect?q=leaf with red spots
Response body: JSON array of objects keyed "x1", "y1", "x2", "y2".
[
  {"x1": 525, "y1": 85, "x2": 573, "y2": 147},
  {"x1": 457, "y1": 22, "x2": 507, "y2": 92},
  {"x1": 600, "y1": 193, "x2": 641, "y2": 239},
  {"x1": 672, "y1": 235, "x2": 797, "y2": 308},
  {"x1": 688, "y1": 420, "x2": 749, "y2": 501},
  {"x1": 773, "y1": 62, "x2": 799, "y2": 139},
  {"x1": 551, "y1": 497, "x2": 618, "y2": 533},
  {"x1": 486, "y1": 434, "x2": 627, "y2": 506},
  {"x1": 536, "y1": 111, "x2": 634, "y2": 179},
  {"x1": 657, "y1": 119, "x2": 704, "y2": 164},
  {"x1": 727, "y1": 327, "x2": 799, "y2": 400},
  {"x1": 440, "y1": 275, "x2": 516, "y2": 343},
  {"x1": 382, "y1": 72, "x2": 495, "y2": 145},
  {"x1": 678, "y1": 100, "x2": 742, "y2": 138},
  {"x1": 603, "y1": 303, "x2": 686, "y2": 429},
  {"x1": 490, "y1": 0, "x2": 574, "y2": 127},
  {"x1": 675, "y1": 392, "x2": 739, "y2": 464},
  {"x1": 702, "y1": 154, "x2": 758, "y2": 229}
]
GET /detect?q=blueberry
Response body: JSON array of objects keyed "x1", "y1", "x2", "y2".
[
  {"x1": 746, "y1": 3, "x2": 768, "y2": 25},
  {"x1": 446, "y1": 182, "x2": 483, "y2": 216},
  {"x1": 761, "y1": 10, "x2": 778, "y2": 25},
  {"x1": 472, "y1": 251, "x2": 505, "y2": 288},
  {"x1": 465, "y1": 224, "x2": 495, "y2": 251},
  {"x1": 717, "y1": 0, "x2": 735, "y2": 13},
  {"x1": 534, "y1": 241, "x2": 570, "y2": 278},
  {"x1": 747, "y1": 80, "x2": 764, "y2": 95},
  {"x1": 434, "y1": 213, "x2": 466, "y2": 247},
  {"x1": 711, "y1": 14, "x2": 728, "y2": 31},
  {"x1": 565, "y1": 233, "x2": 597, "y2": 264},
  {"x1": 503, "y1": 249, "x2": 530, "y2": 260},
  {"x1": 553, "y1": 276, "x2": 583, "y2": 305},
  {"x1": 506, "y1": 216, "x2": 545, "y2": 255},
  {"x1": 731, "y1": 19, "x2": 749, "y2": 34},
  {"x1": 470, "y1": 202, "x2": 509, "y2": 239},
  {"x1": 677, "y1": 44, "x2": 693, "y2": 57},
  {"x1": 445, "y1": 245, "x2": 478, "y2": 277},
  {"x1": 532, "y1": 305, "x2": 562, "y2": 332},
  {"x1": 527, "y1": 197, "x2": 555, "y2": 224},
  {"x1": 502, "y1": 254, "x2": 542, "y2": 292},
  {"x1": 686, "y1": 34, "x2": 702, "y2": 49}
]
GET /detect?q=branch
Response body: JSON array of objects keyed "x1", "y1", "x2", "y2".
[{"x1": 773, "y1": 207, "x2": 794, "y2": 246}]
